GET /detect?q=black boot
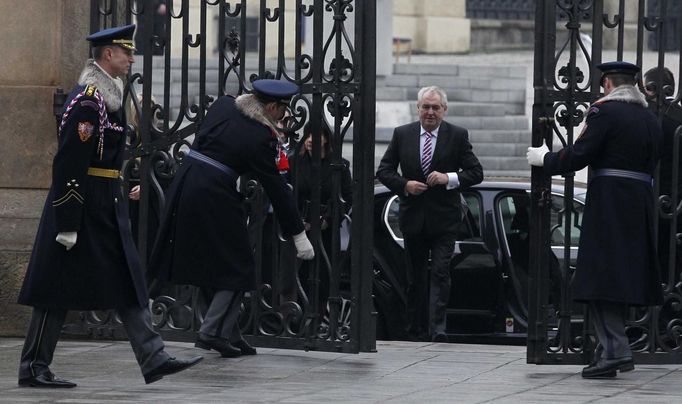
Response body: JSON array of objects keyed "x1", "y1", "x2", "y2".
[
  {"x1": 581, "y1": 357, "x2": 634, "y2": 379},
  {"x1": 143, "y1": 356, "x2": 203, "y2": 384},
  {"x1": 19, "y1": 372, "x2": 77, "y2": 388},
  {"x1": 195, "y1": 334, "x2": 241, "y2": 358},
  {"x1": 232, "y1": 339, "x2": 257, "y2": 355}
]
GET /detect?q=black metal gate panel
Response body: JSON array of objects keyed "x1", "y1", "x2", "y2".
[
  {"x1": 529, "y1": 0, "x2": 682, "y2": 364},
  {"x1": 64, "y1": 0, "x2": 376, "y2": 353}
]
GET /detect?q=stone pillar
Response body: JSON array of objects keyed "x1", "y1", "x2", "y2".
[
  {"x1": 393, "y1": 0, "x2": 470, "y2": 53},
  {"x1": 0, "y1": 0, "x2": 90, "y2": 336},
  {"x1": 376, "y1": 0, "x2": 393, "y2": 77},
  {"x1": 602, "y1": 0, "x2": 641, "y2": 51}
]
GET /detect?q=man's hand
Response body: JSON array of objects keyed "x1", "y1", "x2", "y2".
[
  {"x1": 404, "y1": 180, "x2": 428, "y2": 195},
  {"x1": 293, "y1": 231, "x2": 315, "y2": 260},
  {"x1": 426, "y1": 171, "x2": 448, "y2": 187},
  {"x1": 55, "y1": 231, "x2": 78, "y2": 251},
  {"x1": 526, "y1": 141, "x2": 550, "y2": 167},
  {"x1": 129, "y1": 185, "x2": 140, "y2": 201}
]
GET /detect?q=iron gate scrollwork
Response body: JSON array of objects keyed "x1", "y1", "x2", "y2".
[
  {"x1": 530, "y1": 0, "x2": 682, "y2": 365},
  {"x1": 64, "y1": 0, "x2": 376, "y2": 354}
]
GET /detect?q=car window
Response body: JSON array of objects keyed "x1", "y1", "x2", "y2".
[
  {"x1": 496, "y1": 193, "x2": 531, "y2": 269},
  {"x1": 496, "y1": 192, "x2": 583, "y2": 250},
  {"x1": 462, "y1": 192, "x2": 481, "y2": 238},
  {"x1": 385, "y1": 195, "x2": 402, "y2": 240},
  {"x1": 550, "y1": 194, "x2": 583, "y2": 248}
]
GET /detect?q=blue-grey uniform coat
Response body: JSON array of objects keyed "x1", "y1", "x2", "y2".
[
  {"x1": 18, "y1": 61, "x2": 147, "y2": 310},
  {"x1": 148, "y1": 94, "x2": 304, "y2": 291},
  {"x1": 544, "y1": 85, "x2": 664, "y2": 306}
]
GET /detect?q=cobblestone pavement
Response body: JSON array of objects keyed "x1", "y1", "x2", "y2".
[{"x1": 2, "y1": 338, "x2": 682, "y2": 403}]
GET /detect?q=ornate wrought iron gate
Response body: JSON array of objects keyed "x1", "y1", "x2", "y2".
[
  {"x1": 66, "y1": 0, "x2": 376, "y2": 353},
  {"x1": 529, "y1": 0, "x2": 682, "y2": 364}
]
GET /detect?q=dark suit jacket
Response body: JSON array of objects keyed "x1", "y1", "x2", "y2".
[{"x1": 376, "y1": 121, "x2": 483, "y2": 237}]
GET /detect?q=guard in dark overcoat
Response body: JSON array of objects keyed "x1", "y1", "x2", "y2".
[
  {"x1": 148, "y1": 79, "x2": 315, "y2": 358},
  {"x1": 16, "y1": 25, "x2": 201, "y2": 388},
  {"x1": 527, "y1": 61, "x2": 664, "y2": 378}
]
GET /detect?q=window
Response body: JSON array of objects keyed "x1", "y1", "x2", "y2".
[{"x1": 549, "y1": 194, "x2": 583, "y2": 248}]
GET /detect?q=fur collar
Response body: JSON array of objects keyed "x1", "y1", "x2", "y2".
[
  {"x1": 597, "y1": 84, "x2": 647, "y2": 107},
  {"x1": 77, "y1": 59, "x2": 124, "y2": 112},
  {"x1": 235, "y1": 94, "x2": 278, "y2": 132}
]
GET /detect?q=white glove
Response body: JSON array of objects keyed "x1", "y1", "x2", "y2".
[
  {"x1": 55, "y1": 231, "x2": 78, "y2": 250},
  {"x1": 526, "y1": 141, "x2": 550, "y2": 167},
  {"x1": 293, "y1": 231, "x2": 315, "y2": 260}
]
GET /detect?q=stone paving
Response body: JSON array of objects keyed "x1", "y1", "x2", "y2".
[{"x1": 2, "y1": 337, "x2": 682, "y2": 403}]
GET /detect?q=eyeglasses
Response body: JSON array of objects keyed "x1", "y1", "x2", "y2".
[{"x1": 419, "y1": 104, "x2": 443, "y2": 112}]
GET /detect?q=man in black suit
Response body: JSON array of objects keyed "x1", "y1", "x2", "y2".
[{"x1": 376, "y1": 86, "x2": 483, "y2": 342}]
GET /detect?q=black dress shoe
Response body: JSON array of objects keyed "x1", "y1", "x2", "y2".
[
  {"x1": 18, "y1": 372, "x2": 77, "y2": 388},
  {"x1": 581, "y1": 357, "x2": 633, "y2": 379},
  {"x1": 232, "y1": 339, "x2": 257, "y2": 355},
  {"x1": 432, "y1": 333, "x2": 449, "y2": 343},
  {"x1": 195, "y1": 334, "x2": 241, "y2": 358},
  {"x1": 144, "y1": 356, "x2": 203, "y2": 384}
]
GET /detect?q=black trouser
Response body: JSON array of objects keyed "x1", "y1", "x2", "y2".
[
  {"x1": 18, "y1": 306, "x2": 168, "y2": 380},
  {"x1": 588, "y1": 300, "x2": 632, "y2": 361},
  {"x1": 199, "y1": 290, "x2": 244, "y2": 342},
  {"x1": 404, "y1": 232, "x2": 456, "y2": 337}
]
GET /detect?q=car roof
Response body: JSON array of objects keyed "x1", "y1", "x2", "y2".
[{"x1": 374, "y1": 177, "x2": 588, "y2": 202}]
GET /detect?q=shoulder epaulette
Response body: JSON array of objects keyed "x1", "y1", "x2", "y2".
[{"x1": 85, "y1": 85, "x2": 97, "y2": 97}]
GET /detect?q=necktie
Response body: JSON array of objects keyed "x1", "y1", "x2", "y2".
[{"x1": 421, "y1": 132, "x2": 433, "y2": 175}]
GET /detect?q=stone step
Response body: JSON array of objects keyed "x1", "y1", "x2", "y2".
[
  {"x1": 453, "y1": 116, "x2": 529, "y2": 130},
  {"x1": 484, "y1": 169, "x2": 531, "y2": 178},
  {"x1": 385, "y1": 74, "x2": 526, "y2": 91},
  {"x1": 469, "y1": 130, "x2": 531, "y2": 143},
  {"x1": 471, "y1": 143, "x2": 527, "y2": 157},
  {"x1": 394, "y1": 64, "x2": 527, "y2": 78},
  {"x1": 378, "y1": 86, "x2": 525, "y2": 104},
  {"x1": 478, "y1": 156, "x2": 530, "y2": 171}
]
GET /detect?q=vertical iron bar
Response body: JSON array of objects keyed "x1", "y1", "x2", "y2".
[
  {"x1": 636, "y1": 0, "x2": 645, "y2": 69},
  {"x1": 239, "y1": 0, "x2": 247, "y2": 87},
  {"x1": 199, "y1": 1, "x2": 207, "y2": 123},
  {"x1": 218, "y1": 0, "x2": 225, "y2": 95},
  {"x1": 259, "y1": 0, "x2": 267, "y2": 76},
  {"x1": 528, "y1": 0, "x2": 555, "y2": 364},
  {"x1": 352, "y1": 0, "x2": 376, "y2": 353},
  {"x1": 326, "y1": 0, "x2": 344, "y2": 342},
  {"x1": 295, "y1": 0, "x2": 302, "y2": 83},
  {"x1": 307, "y1": 0, "x2": 323, "y2": 342},
  {"x1": 137, "y1": 0, "x2": 155, "y2": 269},
  {"x1": 616, "y1": 0, "x2": 624, "y2": 60},
  {"x1": 276, "y1": 0, "x2": 285, "y2": 78},
  {"x1": 90, "y1": 0, "x2": 102, "y2": 33}
]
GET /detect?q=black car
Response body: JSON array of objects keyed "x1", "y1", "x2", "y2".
[{"x1": 370, "y1": 179, "x2": 587, "y2": 342}]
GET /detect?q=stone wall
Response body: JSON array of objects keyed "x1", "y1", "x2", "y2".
[
  {"x1": 0, "y1": 0, "x2": 90, "y2": 336},
  {"x1": 393, "y1": 0, "x2": 470, "y2": 54}
]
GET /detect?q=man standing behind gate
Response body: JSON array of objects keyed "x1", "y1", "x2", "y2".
[
  {"x1": 376, "y1": 86, "x2": 483, "y2": 342},
  {"x1": 16, "y1": 24, "x2": 202, "y2": 388},
  {"x1": 527, "y1": 61, "x2": 664, "y2": 378},
  {"x1": 147, "y1": 79, "x2": 315, "y2": 357}
]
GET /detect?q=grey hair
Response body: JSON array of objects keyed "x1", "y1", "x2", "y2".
[{"x1": 417, "y1": 86, "x2": 448, "y2": 107}]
